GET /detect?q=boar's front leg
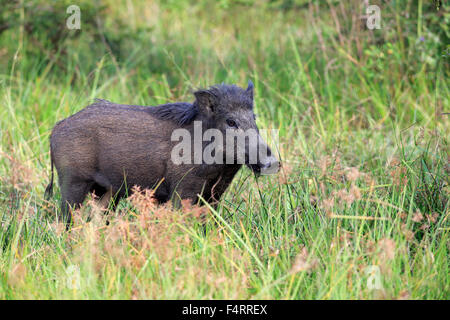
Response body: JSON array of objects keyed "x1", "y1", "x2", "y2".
[{"x1": 170, "y1": 177, "x2": 209, "y2": 208}]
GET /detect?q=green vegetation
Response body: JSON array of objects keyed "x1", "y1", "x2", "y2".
[{"x1": 0, "y1": 0, "x2": 448, "y2": 299}]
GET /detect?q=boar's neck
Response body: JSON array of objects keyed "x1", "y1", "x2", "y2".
[{"x1": 146, "y1": 102, "x2": 198, "y2": 126}]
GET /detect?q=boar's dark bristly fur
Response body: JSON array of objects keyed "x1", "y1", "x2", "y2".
[{"x1": 45, "y1": 82, "x2": 279, "y2": 228}]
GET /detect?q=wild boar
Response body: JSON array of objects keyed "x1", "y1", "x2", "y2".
[{"x1": 45, "y1": 81, "x2": 279, "y2": 226}]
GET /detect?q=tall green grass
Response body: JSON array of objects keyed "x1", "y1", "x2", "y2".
[{"x1": 0, "y1": 0, "x2": 448, "y2": 299}]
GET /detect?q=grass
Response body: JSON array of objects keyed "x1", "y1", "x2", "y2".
[{"x1": 0, "y1": 0, "x2": 448, "y2": 299}]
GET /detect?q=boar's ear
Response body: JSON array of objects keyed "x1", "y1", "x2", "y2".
[
  {"x1": 246, "y1": 80, "x2": 254, "y2": 100},
  {"x1": 194, "y1": 89, "x2": 217, "y2": 114}
]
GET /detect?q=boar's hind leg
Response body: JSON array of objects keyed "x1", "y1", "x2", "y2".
[
  {"x1": 96, "y1": 188, "x2": 121, "y2": 226},
  {"x1": 92, "y1": 173, "x2": 121, "y2": 211},
  {"x1": 97, "y1": 188, "x2": 112, "y2": 209},
  {"x1": 97, "y1": 187, "x2": 121, "y2": 212},
  {"x1": 60, "y1": 178, "x2": 93, "y2": 227}
]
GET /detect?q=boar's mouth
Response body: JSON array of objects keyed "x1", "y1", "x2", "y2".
[
  {"x1": 248, "y1": 163, "x2": 263, "y2": 175},
  {"x1": 247, "y1": 161, "x2": 280, "y2": 176}
]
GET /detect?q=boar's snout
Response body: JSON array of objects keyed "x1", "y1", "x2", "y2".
[{"x1": 249, "y1": 154, "x2": 280, "y2": 175}]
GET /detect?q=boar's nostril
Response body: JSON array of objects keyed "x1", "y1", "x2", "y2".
[{"x1": 270, "y1": 160, "x2": 281, "y2": 173}]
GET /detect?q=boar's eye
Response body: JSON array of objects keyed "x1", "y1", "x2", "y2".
[{"x1": 226, "y1": 119, "x2": 238, "y2": 128}]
